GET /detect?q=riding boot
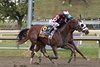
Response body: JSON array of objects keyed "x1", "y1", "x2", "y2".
[
  {"x1": 46, "y1": 27, "x2": 54, "y2": 35},
  {"x1": 48, "y1": 30, "x2": 56, "y2": 39}
]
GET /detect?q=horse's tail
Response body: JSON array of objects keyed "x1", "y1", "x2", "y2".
[{"x1": 16, "y1": 28, "x2": 29, "y2": 47}]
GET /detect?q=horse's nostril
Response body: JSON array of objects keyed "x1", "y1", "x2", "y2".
[
  {"x1": 82, "y1": 30, "x2": 89, "y2": 35},
  {"x1": 86, "y1": 31, "x2": 89, "y2": 34}
]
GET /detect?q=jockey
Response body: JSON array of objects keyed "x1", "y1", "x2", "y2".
[{"x1": 46, "y1": 10, "x2": 73, "y2": 37}]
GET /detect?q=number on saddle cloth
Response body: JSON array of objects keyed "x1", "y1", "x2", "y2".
[{"x1": 39, "y1": 25, "x2": 53, "y2": 36}]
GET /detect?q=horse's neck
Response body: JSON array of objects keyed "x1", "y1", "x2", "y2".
[
  {"x1": 60, "y1": 24, "x2": 74, "y2": 36},
  {"x1": 67, "y1": 29, "x2": 75, "y2": 39},
  {"x1": 68, "y1": 29, "x2": 74, "y2": 35},
  {"x1": 60, "y1": 25, "x2": 67, "y2": 37},
  {"x1": 60, "y1": 24, "x2": 69, "y2": 42},
  {"x1": 60, "y1": 24, "x2": 75, "y2": 42}
]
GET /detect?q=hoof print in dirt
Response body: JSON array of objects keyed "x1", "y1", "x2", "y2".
[
  {"x1": 34, "y1": 62, "x2": 40, "y2": 65},
  {"x1": 19, "y1": 65, "x2": 26, "y2": 67}
]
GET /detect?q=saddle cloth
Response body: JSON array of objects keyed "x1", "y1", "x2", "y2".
[{"x1": 39, "y1": 25, "x2": 54, "y2": 38}]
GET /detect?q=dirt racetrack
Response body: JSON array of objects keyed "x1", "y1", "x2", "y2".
[{"x1": 0, "y1": 56, "x2": 100, "y2": 67}]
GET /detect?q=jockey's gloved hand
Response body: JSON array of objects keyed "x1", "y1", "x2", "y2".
[
  {"x1": 54, "y1": 27, "x2": 57, "y2": 30},
  {"x1": 67, "y1": 15, "x2": 73, "y2": 19},
  {"x1": 55, "y1": 23, "x2": 59, "y2": 27}
]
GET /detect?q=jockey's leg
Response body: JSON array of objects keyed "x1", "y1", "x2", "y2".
[
  {"x1": 47, "y1": 26, "x2": 57, "y2": 39},
  {"x1": 46, "y1": 26, "x2": 54, "y2": 35}
]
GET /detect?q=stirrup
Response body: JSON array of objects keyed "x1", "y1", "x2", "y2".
[
  {"x1": 45, "y1": 33, "x2": 50, "y2": 36},
  {"x1": 45, "y1": 31, "x2": 51, "y2": 35},
  {"x1": 48, "y1": 35, "x2": 52, "y2": 39},
  {"x1": 48, "y1": 30, "x2": 55, "y2": 39}
]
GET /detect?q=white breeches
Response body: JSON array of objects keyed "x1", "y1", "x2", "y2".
[{"x1": 48, "y1": 19, "x2": 59, "y2": 27}]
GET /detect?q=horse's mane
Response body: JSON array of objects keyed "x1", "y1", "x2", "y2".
[{"x1": 58, "y1": 18, "x2": 75, "y2": 32}]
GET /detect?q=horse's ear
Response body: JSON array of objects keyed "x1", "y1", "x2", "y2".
[
  {"x1": 68, "y1": 18, "x2": 77, "y2": 22},
  {"x1": 71, "y1": 18, "x2": 76, "y2": 21},
  {"x1": 76, "y1": 18, "x2": 81, "y2": 22}
]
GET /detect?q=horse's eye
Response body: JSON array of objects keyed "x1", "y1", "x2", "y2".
[
  {"x1": 22, "y1": 37, "x2": 25, "y2": 39},
  {"x1": 81, "y1": 24, "x2": 84, "y2": 27}
]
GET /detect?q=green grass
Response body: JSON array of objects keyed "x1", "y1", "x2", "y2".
[
  {"x1": 0, "y1": 21, "x2": 27, "y2": 29},
  {"x1": 0, "y1": 49, "x2": 27, "y2": 56},
  {"x1": 0, "y1": 38, "x2": 99, "y2": 58},
  {"x1": 1, "y1": 0, "x2": 100, "y2": 29},
  {"x1": 0, "y1": 22, "x2": 18, "y2": 29},
  {"x1": 0, "y1": 40, "x2": 30, "y2": 47},
  {"x1": 0, "y1": 31, "x2": 99, "y2": 58},
  {"x1": 34, "y1": 0, "x2": 100, "y2": 20},
  {"x1": 47, "y1": 47, "x2": 98, "y2": 58},
  {"x1": 0, "y1": 48, "x2": 98, "y2": 58},
  {"x1": 80, "y1": 47, "x2": 98, "y2": 58}
]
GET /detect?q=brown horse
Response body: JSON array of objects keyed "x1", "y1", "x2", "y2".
[{"x1": 17, "y1": 18, "x2": 89, "y2": 64}]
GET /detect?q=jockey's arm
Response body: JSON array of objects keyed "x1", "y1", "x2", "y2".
[
  {"x1": 67, "y1": 14, "x2": 73, "y2": 20},
  {"x1": 52, "y1": 15, "x2": 60, "y2": 27},
  {"x1": 52, "y1": 15, "x2": 59, "y2": 22}
]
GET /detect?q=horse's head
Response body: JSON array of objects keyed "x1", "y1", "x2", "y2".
[
  {"x1": 78, "y1": 19, "x2": 89, "y2": 35},
  {"x1": 16, "y1": 28, "x2": 29, "y2": 48},
  {"x1": 68, "y1": 18, "x2": 89, "y2": 35}
]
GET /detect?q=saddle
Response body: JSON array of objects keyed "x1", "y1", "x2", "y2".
[{"x1": 39, "y1": 25, "x2": 54, "y2": 38}]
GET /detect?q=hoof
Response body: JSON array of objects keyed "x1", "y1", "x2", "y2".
[
  {"x1": 34, "y1": 62, "x2": 40, "y2": 65},
  {"x1": 86, "y1": 58, "x2": 90, "y2": 61},
  {"x1": 85, "y1": 56, "x2": 90, "y2": 61},
  {"x1": 53, "y1": 62, "x2": 57, "y2": 65},
  {"x1": 19, "y1": 65, "x2": 26, "y2": 67},
  {"x1": 13, "y1": 64, "x2": 17, "y2": 67}
]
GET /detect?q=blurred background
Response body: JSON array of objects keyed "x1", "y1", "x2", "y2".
[
  {"x1": 0, "y1": 0, "x2": 100, "y2": 58},
  {"x1": 0, "y1": 0, "x2": 100, "y2": 30}
]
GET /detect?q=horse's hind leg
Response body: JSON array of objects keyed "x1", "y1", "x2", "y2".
[
  {"x1": 34, "y1": 44, "x2": 43, "y2": 64},
  {"x1": 40, "y1": 45, "x2": 49, "y2": 58},
  {"x1": 40, "y1": 45, "x2": 55, "y2": 63},
  {"x1": 30, "y1": 44, "x2": 35, "y2": 64},
  {"x1": 30, "y1": 43, "x2": 43, "y2": 64}
]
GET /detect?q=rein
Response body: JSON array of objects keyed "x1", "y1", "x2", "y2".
[{"x1": 59, "y1": 24, "x2": 67, "y2": 32}]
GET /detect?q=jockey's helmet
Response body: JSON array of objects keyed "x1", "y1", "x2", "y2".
[
  {"x1": 63, "y1": 10, "x2": 73, "y2": 19},
  {"x1": 63, "y1": 10, "x2": 69, "y2": 15}
]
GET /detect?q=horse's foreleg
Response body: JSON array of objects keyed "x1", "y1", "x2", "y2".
[
  {"x1": 48, "y1": 46, "x2": 58, "y2": 65},
  {"x1": 40, "y1": 45, "x2": 49, "y2": 58},
  {"x1": 51, "y1": 46, "x2": 58, "y2": 59},
  {"x1": 70, "y1": 41, "x2": 88, "y2": 60},
  {"x1": 66, "y1": 45, "x2": 74, "y2": 63},
  {"x1": 69, "y1": 44, "x2": 76, "y2": 62},
  {"x1": 63, "y1": 43, "x2": 76, "y2": 63},
  {"x1": 68, "y1": 51, "x2": 73, "y2": 63},
  {"x1": 74, "y1": 46, "x2": 88, "y2": 60}
]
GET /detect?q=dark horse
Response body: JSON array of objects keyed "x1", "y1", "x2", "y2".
[{"x1": 17, "y1": 18, "x2": 89, "y2": 64}]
